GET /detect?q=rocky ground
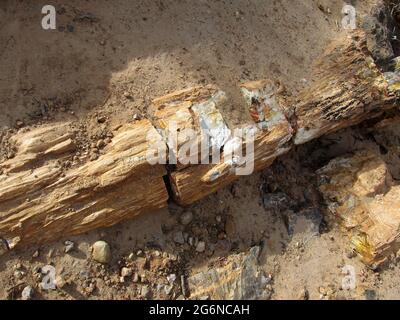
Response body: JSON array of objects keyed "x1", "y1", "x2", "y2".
[{"x1": 1, "y1": 0, "x2": 400, "y2": 300}]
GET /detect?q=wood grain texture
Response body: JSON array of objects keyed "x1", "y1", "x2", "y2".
[
  {"x1": 294, "y1": 30, "x2": 398, "y2": 145},
  {"x1": 0, "y1": 120, "x2": 168, "y2": 248},
  {"x1": 167, "y1": 80, "x2": 293, "y2": 206},
  {"x1": 151, "y1": 85, "x2": 231, "y2": 170}
]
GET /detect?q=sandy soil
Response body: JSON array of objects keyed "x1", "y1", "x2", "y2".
[
  {"x1": 1, "y1": 0, "x2": 400, "y2": 300},
  {"x1": 0, "y1": 0, "x2": 348, "y2": 131}
]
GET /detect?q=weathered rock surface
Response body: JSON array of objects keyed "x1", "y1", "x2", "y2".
[
  {"x1": 317, "y1": 150, "x2": 400, "y2": 267},
  {"x1": 188, "y1": 246, "x2": 271, "y2": 300},
  {"x1": 371, "y1": 116, "x2": 400, "y2": 180},
  {"x1": 92, "y1": 240, "x2": 111, "y2": 264},
  {"x1": 362, "y1": 3, "x2": 396, "y2": 64},
  {"x1": 21, "y1": 286, "x2": 34, "y2": 300}
]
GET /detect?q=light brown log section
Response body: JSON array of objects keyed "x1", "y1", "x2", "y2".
[
  {"x1": 167, "y1": 80, "x2": 293, "y2": 206},
  {"x1": 294, "y1": 30, "x2": 398, "y2": 145},
  {"x1": 0, "y1": 120, "x2": 168, "y2": 248},
  {"x1": 317, "y1": 150, "x2": 400, "y2": 267},
  {"x1": 151, "y1": 85, "x2": 231, "y2": 170}
]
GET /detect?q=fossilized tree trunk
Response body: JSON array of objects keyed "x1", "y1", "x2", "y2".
[
  {"x1": 0, "y1": 30, "x2": 399, "y2": 249},
  {"x1": 164, "y1": 30, "x2": 399, "y2": 206},
  {"x1": 294, "y1": 31, "x2": 398, "y2": 145},
  {"x1": 0, "y1": 120, "x2": 168, "y2": 248},
  {"x1": 152, "y1": 80, "x2": 293, "y2": 206}
]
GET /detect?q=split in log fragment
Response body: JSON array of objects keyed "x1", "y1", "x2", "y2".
[
  {"x1": 151, "y1": 85, "x2": 231, "y2": 169},
  {"x1": 163, "y1": 80, "x2": 293, "y2": 206}
]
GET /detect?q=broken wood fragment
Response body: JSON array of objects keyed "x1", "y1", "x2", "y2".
[
  {"x1": 0, "y1": 120, "x2": 168, "y2": 248},
  {"x1": 151, "y1": 85, "x2": 231, "y2": 169},
  {"x1": 294, "y1": 30, "x2": 399, "y2": 145},
  {"x1": 166, "y1": 80, "x2": 293, "y2": 206},
  {"x1": 317, "y1": 150, "x2": 399, "y2": 267}
]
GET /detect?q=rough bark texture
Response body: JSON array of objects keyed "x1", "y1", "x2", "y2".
[
  {"x1": 188, "y1": 246, "x2": 270, "y2": 300},
  {"x1": 0, "y1": 120, "x2": 168, "y2": 248},
  {"x1": 294, "y1": 30, "x2": 397, "y2": 145}
]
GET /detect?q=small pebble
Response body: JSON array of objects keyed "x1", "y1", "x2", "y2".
[
  {"x1": 92, "y1": 241, "x2": 111, "y2": 264},
  {"x1": 64, "y1": 240, "x2": 74, "y2": 253},
  {"x1": 97, "y1": 115, "x2": 107, "y2": 123},
  {"x1": 346, "y1": 250, "x2": 357, "y2": 259},
  {"x1": 121, "y1": 267, "x2": 133, "y2": 278},
  {"x1": 56, "y1": 275, "x2": 66, "y2": 289},
  {"x1": 173, "y1": 231, "x2": 185, "y2": 245},
  {"x1": 14, "y1": 270, "x2": 25, "y2": 280},
  {"x1": 196, "y1": 241, "x2": 206, "y2": 253},
  {"x1": 167, "y1": 274, "x2": 177, "y2": 284},
  {"x1": 225, "y1": 216, "x2": 236, "y2": 238},
  {"x1": 180, "y1": 211, "x2": 193, "y2": 226},
  {"x1": 96, "y1": 139, "x2": 105, "y2": 149},
  {"x1": 21, "y1": 286, "x2": 34, "y2": 300},
  {"x1": 16, "y1": 120, "x2": 25, "y2": 128}
]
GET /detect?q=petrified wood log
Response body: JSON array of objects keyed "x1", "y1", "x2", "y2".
[
  {"x1": 1, "y1": 30, "x2": 399, "y2": 249},
  {"x1": 163, "y1": 80, "x2": 293, "y2": 206},
  {"x1": 162, "y1": 30, "x2": 400, "y2": 206},
  {"x1": 294, "y1": 30, "x2": 398, "y2": 145},
  {"x1": 0, "y1": 120, "x2": 168, "y2": 248}
]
